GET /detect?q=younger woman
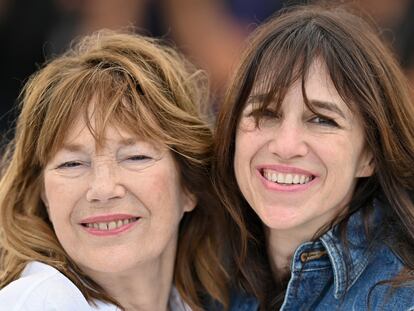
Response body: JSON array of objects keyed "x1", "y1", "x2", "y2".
[{"x1": 214, "y1": 5, "x2": 414, "y2": 310}]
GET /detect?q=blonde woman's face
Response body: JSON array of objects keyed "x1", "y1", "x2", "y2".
[{"x1": 43, "y1": 115, "x2": 196, "y2": 276}]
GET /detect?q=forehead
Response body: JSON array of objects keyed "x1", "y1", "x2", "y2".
[
  {"x1": 37, "y1": 69, "x2": 168, "y2": 166},
  {"x1": 64, "y1": 117, "x2": 131, "y2": 145},
  {"x1": 49, "y1": 110, "x2": 165, "y2": 161},
  {"x1": 295, "y1": 60, "x2": 347, "y2": 107},
  {"x1": 64, "y1": 114, "x2": 162, "y2": 147},
  {"x1": 249, "y1": 59, "x2": 355, "y2": 114},
  {"x1": 253, "y1": 58, "x2": 328, "y2": 92}
]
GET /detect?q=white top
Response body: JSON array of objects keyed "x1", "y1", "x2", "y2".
[{"x1": 0, "y1": 261, "x2": 191, "y2": 311}]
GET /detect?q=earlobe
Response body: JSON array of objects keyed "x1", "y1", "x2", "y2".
[
  {"x1": 356, "y1": 152, "x2": 375, "y2": 178},
  {"x1": 183, "y1": 192, "x2": 197, "y2": 212}
]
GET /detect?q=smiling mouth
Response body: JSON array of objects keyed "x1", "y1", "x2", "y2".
[
  {"x1": 261, "y1": 169, "x2": 315, "y2": 185},
  {"x1": 81, "y1": 217, "x2": 140, "y2": 231}
]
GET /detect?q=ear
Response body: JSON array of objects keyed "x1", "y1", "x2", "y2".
[
  {"x1": 356, "y1": 149, "x2": 375, "y2": 178},
  {"x1": 183, "y1": 190, "x2": 197, "y2": 213}
]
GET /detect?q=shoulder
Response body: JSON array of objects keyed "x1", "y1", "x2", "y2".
[
  {"x1": 0, "y1": 261, "x2": 93, "y2": 311},
  {"x1": 202, "y1": 288, "x2": 259, "y2": 311},
  {"x1": 228, "y1": 289, "x2": 259, "y2": 311},
  {"x1": 348, "y1": 243, "x2": 414, "y2": 310},
  {"x1": 371, "y1": 245, "x2": 414, "y2": 308}
]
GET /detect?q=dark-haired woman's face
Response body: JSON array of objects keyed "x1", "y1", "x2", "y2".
[{"x1": 233, "y1": 60, "x2": 374, "y2": 236}]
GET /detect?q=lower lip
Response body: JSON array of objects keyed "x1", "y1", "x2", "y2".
[
  {"x1": 256, "y1": 170, "x2": 318, "y2": 192},
  {"x1": 81, "y1": 219, "x2": 140, "y2": 236}
]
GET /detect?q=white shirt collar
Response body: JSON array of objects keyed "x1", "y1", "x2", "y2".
[{"x1": 168, "y1": 286, "x2": 192, "y2": 311}]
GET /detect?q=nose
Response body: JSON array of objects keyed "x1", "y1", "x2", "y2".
[
  {"x1": 86, "y1": 160, "x2": 126, "y2": 203},
  {"x1": 267, "y1": 119, "x2": 309, "y2": 160}
]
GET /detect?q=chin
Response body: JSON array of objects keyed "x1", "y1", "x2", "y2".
[
  {"x1": 259, "y1": 209, "x2": 303, "y2": 231},
  {"x1": 263, "y1": 220, "x2": 300, "y2": 231},
  {"x1": 76, "y1": 253, "x2": 140, "y2": 274}
]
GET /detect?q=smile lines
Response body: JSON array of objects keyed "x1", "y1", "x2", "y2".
[
  {"x1": 262, "y1": 169, "x2": 314, "y2": 185},
  {"x1": 82, "y1": 217, "x2": 140, "y2": 230}
]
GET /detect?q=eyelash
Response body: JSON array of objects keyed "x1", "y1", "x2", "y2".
[
  {"x1": 57, "y1": 161, "x2": 84, "y2": 169},
  {"x1": 56, "y1": 154, "x2": 152, "y2": 168},
  {"x1": 309, "y1": 115, "x2": 339, "y2": 127},
  {"x1": 126, "y1": 155, "x2": 151, "y2": 161},
  {"x1": 248, "y1": 110, "x2": 339, "y2": 128}
]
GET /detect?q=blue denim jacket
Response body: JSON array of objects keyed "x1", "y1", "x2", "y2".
[{"x1": 229, "y1": 202, "x2": 414, "y2": 310}]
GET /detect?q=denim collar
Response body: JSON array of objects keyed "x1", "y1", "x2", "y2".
[
  {"x1": 322, "y1": 200, "x2": 383, "y2": 299},
  {"x1": 289, "y1": 200, "x2": 382, "y2": 300}
]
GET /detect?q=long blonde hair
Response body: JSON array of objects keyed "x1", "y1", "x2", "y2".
[{"x1": 0, "y1": 30, "x2": 228, "y2": 310}]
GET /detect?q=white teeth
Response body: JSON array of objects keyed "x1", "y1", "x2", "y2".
[
  {"x1": 263, "y1": 169, "x2": 313, "y2": 185},
  {"x1": 108, "y1": 221, "x2": 117, "y2": 230},
  {"x1": 84, "y1": 218, "x2": 138, "y2": 231},
  {"x1": 285, "y1": 174, "x2": 293, "y2": 184},
  {"x1": 293, "y1": 174, "x2": 300, "y2": 184},
  {"x1": 98, "y1": 223, "x2": 107, "y2": 230}
]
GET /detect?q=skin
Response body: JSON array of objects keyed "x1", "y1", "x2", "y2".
[
  {"x1": 234, "y1": 60, "x2": 374, "y2": 272},
  {"x1": 43, "y1": 113, "x2": 196, "y2": 311}
]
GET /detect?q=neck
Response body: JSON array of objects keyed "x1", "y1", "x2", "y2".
[
  {"x1": 266, "y1": 216, "x2": 330, "y2": 275},
  {"x1": 267, "y1": 228, "x2": 312, "y2": 275},
  {"x1": 267, "y1": 206, "x2": 349, "y2": 276},
  {"x1": 86, "y1": 239, "x2": 177, "y2": 311}
]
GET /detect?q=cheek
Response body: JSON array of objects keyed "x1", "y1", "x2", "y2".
[
  {"x1": 140, "y1": 169, "x2": 186, "y2": 219},
  {"x1": 43, "y1": 175, "x2": 82, "y2": 224},
  {"x1": 235, "y1": 129, "x2": 251, "y2": 165},
  {"x1": 43, "y1": 177, "x2": 61, "y2": 220},
  {"x1": 234, "y1": 129, "x2": 262, "y2": 175},
  {"x1": 322, "y1": 138, "x2": 364, "y2": 177},
  {"x1": 234, "y1": 130, "x2": 259, "y2": 201},
  {"x1": 234, "y1": 135, "x2": 247, "y2": 185}
]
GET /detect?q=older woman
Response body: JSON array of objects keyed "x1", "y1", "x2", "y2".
[
  {"x1": 213, "y1": 5, "x2": 414, "y2": 310},
  {"x1": 0, "y1": 31, "x2": 228, "y2": 310}
]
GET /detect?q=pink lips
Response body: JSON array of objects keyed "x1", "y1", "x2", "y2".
[
  {"x1": 80, "y1": 213, "x2": 140, "y2": 237},
  {"x1": 256, "y1": 164, "x2": 318, "y2": 192}
]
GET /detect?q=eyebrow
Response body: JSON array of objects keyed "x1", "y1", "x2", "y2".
[
  {"x1": 60, "y1": 138, "x2": 139, "y2": 153},
  {"x1": 309, "y1": 100, "x2": 347, "y2": 119},
  {"x1": 118, "y1": 138, "x2": 139, "y2": 146},
  {"x1": 248, "y1": 94, "x2": 346, "y2": 115},
  {"x1": 60, "y1": 144, "x2": 86, "y2": 153}
]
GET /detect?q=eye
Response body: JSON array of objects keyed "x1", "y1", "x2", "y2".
[
  {"x1": 125, "y1": 155, "x2": 152, "y2": 161},
  {"x1": 121, "y1": 154, "x2": 157, "y2": 171},
  {"x1": 262, "y1": 109, "x2": 279, "y2": 118},
  {"x1": 56, "y1": 161, "x2": 84, "y2": 169},
  {"x1": 309, "y1": 115, "x2": 338, "y2": 127}
]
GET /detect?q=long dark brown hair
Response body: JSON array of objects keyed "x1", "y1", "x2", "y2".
[{"x1": 213, "y1": 4, "x2": 414, "y2": 309}]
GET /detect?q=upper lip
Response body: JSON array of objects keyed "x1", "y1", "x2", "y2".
[
  {"x1": 256, "y1": 164, "x2": 317, "y2": 176},
  {"x1": 79, "y1": 213, "x2": 139, "y2": 224}
]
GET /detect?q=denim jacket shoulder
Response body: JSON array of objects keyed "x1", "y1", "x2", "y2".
[
  {"x1": 228, "y1": 290, "x2": 259, "y2": 311},
  {"x1": 229, "y1": 200, "x2": 414, "y2": 310}
]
